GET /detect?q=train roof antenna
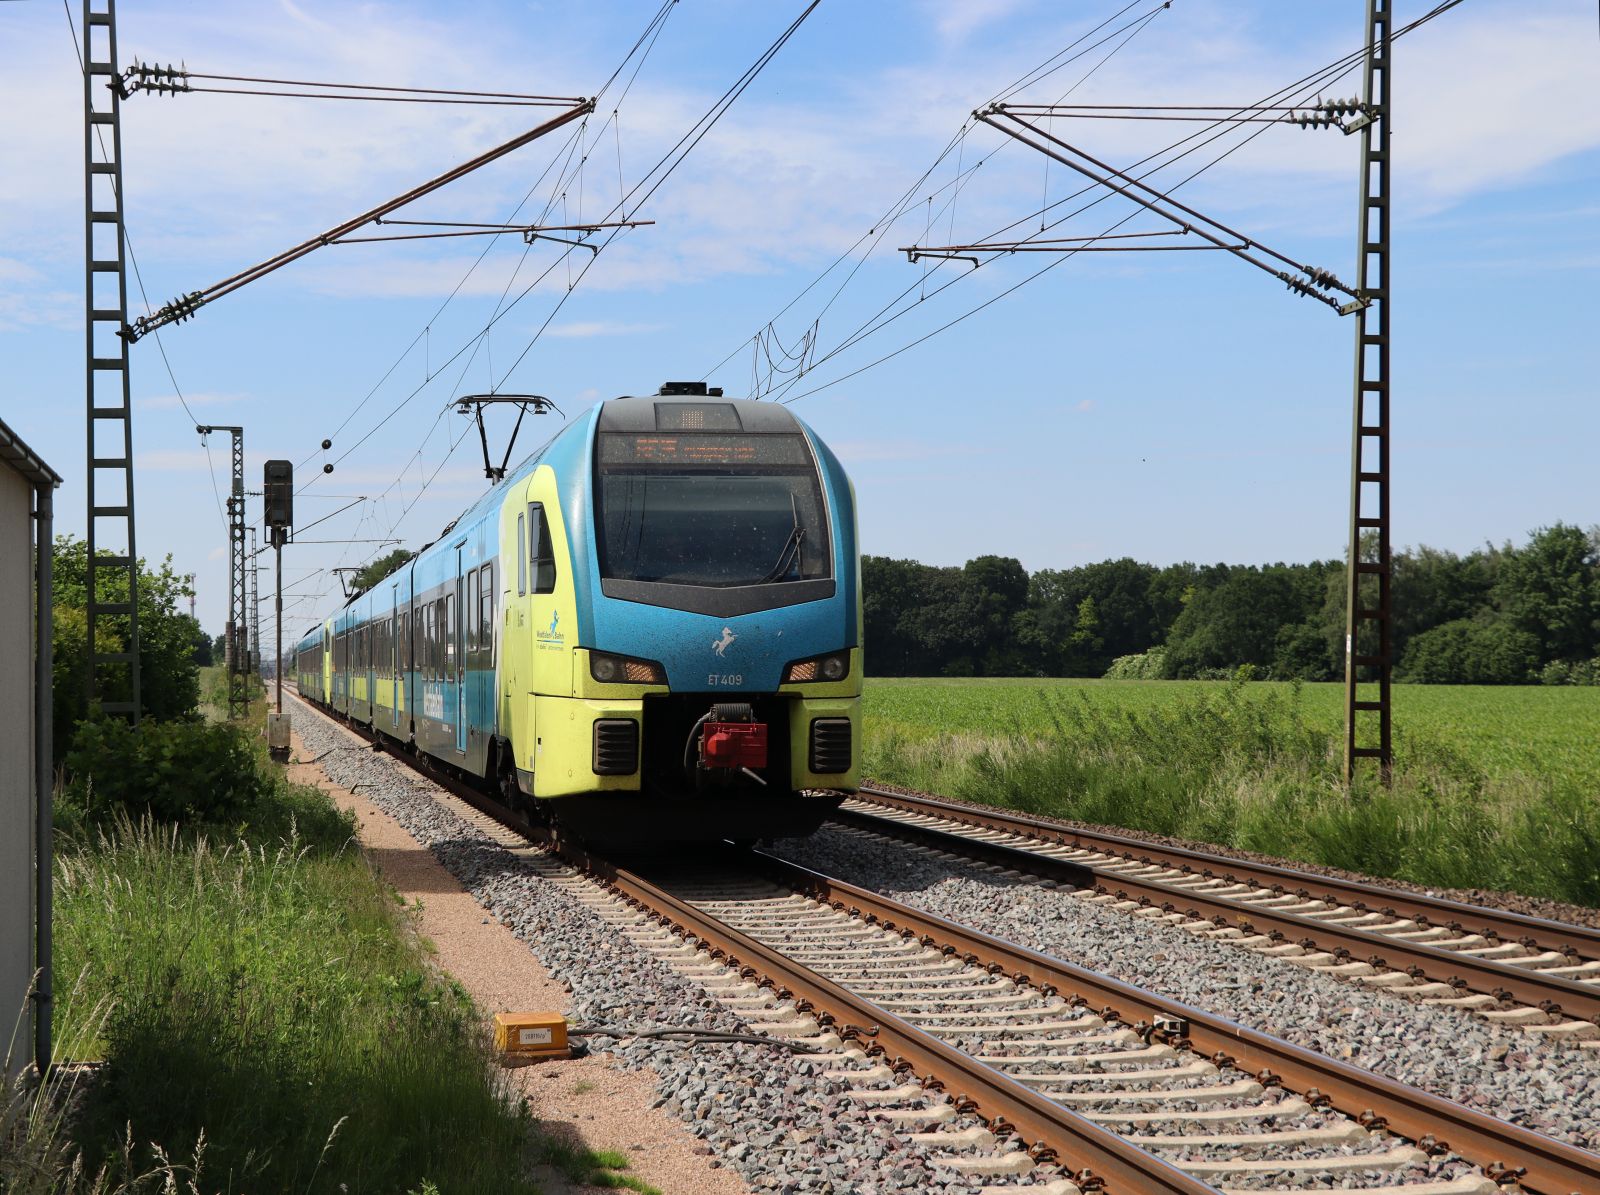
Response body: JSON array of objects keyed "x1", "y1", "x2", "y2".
[{"x1": 454, "y1": 394, "x2": 562, "y2": 483}]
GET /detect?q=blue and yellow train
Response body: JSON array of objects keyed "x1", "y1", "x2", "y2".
[{"x1": 295, "y1": 384, "x2": 859, "y2": 845}]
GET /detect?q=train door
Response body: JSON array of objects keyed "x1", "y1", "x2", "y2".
[
  {"x1": 454, "y1": 544, "x2": 467, "y2": 754},
  {"x1": 333, "y1": 625, "x2": 345, "y2": 712},
  {"x1": 525, "y1": 500, "x2": 564, "y2": 694}
]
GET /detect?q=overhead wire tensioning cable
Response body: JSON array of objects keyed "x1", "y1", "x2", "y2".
[
  {"x1": 760, "y1": 0, "x2": 1469, "y2": 406},
  {"x1": 699, "y1": 0, "x2": 1179, "y2": 387},
  {"x1": 753, "y1": 2, "x2": 1174, "y2": 402},
  {"x1": 767, "y1": 1, "x2": 1464, "y2": 396}
]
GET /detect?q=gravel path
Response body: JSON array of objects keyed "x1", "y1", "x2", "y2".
[
  {"x1": 767, "y1": 823, "x2": 1600, "y2": 1154},
  {"x1": 291, "y1": 705, "x2": 986, "y2": 1195}
]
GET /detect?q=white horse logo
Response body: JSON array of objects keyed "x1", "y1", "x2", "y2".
[{"x1": 712, "y1": 626, "x2": 737, "y2": 657}]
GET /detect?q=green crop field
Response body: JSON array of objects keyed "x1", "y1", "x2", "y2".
[
  {"x1": 865, "y1": 678, "x2": 1600, "y2": 791},
  {"x1": 860, "y1": 677, "x2": 1600, "y2": 906}
]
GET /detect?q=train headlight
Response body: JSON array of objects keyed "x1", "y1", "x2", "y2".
[
  {"x1": 590, "y1": 651, "x2": 665, "y2": 684},
  {"x1": 783, "y1": 652, "x2": 850, "y2": 684}
]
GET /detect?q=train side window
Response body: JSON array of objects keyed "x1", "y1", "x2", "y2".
[
  {"x1": 445, "y1": 594, "x2": 456, "y2": 677},
  {"x1": 529, "y1": 503, "x2": 556, "y2": 594},
  {"x1": 467, "y1": 570, "x2": 480, "y2": 656},
  {"x1": 423, "y1": 606, "x2": 433, "y2": 680},
  {"x1": 516, "y1": 514, "x2": 527, "y2": 595},
  {"x1": 435, "y1": 599, "x2": 446, "y2": 677},
  {"x1": 479, "y1": 564, "x2": 493, "y2": 653}
]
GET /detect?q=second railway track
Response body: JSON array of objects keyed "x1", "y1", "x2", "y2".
[{"x1": 838, "y1": 788, "x2": 1600, "y2": 1041}]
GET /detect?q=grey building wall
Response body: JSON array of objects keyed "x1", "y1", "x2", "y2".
[{"x1": 0, "y1": 463, "x2": 34, "y2": 1077}]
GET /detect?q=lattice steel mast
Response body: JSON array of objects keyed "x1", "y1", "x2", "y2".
[
  {"x1": 198, "y1": 425, "x2": 248, "y2": 719},
  {"x1": 82, "y1": 0, "x2": 140, "y2": 719},
  {"x1": 1343, "y1": 0, "x2": 1393, "y2": 783}
]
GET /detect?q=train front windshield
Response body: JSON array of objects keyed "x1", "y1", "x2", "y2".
[{"x1": 596, "y1": 432, "x2": 830, "y2": 587}]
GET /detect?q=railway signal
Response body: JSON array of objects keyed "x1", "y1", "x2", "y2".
[{"x1": 264, "y1": 459, "x2": 294, "y2": 760}]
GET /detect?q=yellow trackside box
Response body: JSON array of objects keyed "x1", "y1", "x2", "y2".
[{"x1": 494, "y1": 1011, "x2": 569, "y2": 1060}]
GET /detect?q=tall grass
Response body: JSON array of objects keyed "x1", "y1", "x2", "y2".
[
  {"x1": 867, "y1": 673, "x2": 1600, "y2": 907},
  {"x1": 47, "y1": 817, "x2": 540, "y2": 1194}
]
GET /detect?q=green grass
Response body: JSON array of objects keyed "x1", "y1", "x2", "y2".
[
  {"x1": 47, "y1": 816, "x2": 541, "y2": 1194},
  {"x1": 864, "y1": 676, "x2": 1600, "y2": 907},
  {"x1": 535, "y1": 1141, "x2": 661, "y2": 1193}
]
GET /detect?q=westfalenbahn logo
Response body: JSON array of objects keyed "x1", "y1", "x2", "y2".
[
  {"x1": 536, "y1": 609, "x2": 565, "y2": 646},
  {"x1": 712, "y1": 626, "x2": 737, "y2": 657}
]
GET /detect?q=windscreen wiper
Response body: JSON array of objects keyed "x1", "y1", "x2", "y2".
[{"x1": 758, "y1": 495, "x2": 806, "y2": 583}]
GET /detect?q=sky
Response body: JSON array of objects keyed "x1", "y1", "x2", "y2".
[{"x1": 2, "y1": 0, "x2": 1597, "y2": 643}]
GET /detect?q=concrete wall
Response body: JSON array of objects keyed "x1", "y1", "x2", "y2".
[{"x1": 0, "y1": 464, "x2": 35, "y2": 1076}]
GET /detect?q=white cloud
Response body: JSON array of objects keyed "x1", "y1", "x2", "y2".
[
  {"x1": 0, "y1": 257, "x2": 42, "y2": 285},
  {"x1": 543, "y1": 320, "x2": 664, "y2": 338},
  {"x1": 926, "y1": 0, "x2": 1034, "y2": 46}
]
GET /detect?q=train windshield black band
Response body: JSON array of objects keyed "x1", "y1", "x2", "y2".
[{"x1": 596, "y1": 432, "x2": 830, "y2": 589}]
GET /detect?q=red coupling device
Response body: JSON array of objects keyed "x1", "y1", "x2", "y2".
[{"x1": 702, "y1": 722, "x2": 768, "y2": 770}]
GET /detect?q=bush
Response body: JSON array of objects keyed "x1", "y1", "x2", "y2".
[
  {"x1": 1541, "y1": 657, "x2": 1600, "y2": 685},
  {"x1": 1103, "y1": 647, "x2": 1166, "y2": 679},
  {"x1": 1401, "y1": 617, "x2": 1540, "y2": 683},
  {"x1": 63, "y1": 717, "x2": 270, "y2": 827}
]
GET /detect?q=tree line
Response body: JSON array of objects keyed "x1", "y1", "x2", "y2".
[{"x1": 862, "y1": 524, "x2": 1600, "y2": 684}]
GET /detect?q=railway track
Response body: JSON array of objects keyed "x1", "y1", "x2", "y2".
[
  {"x1": 840, "y1": 788, "x2": 1600, "y2": 1041},
  {"x1": 291, "y1": 695, "x2": 1600, "y2": 1194}
]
